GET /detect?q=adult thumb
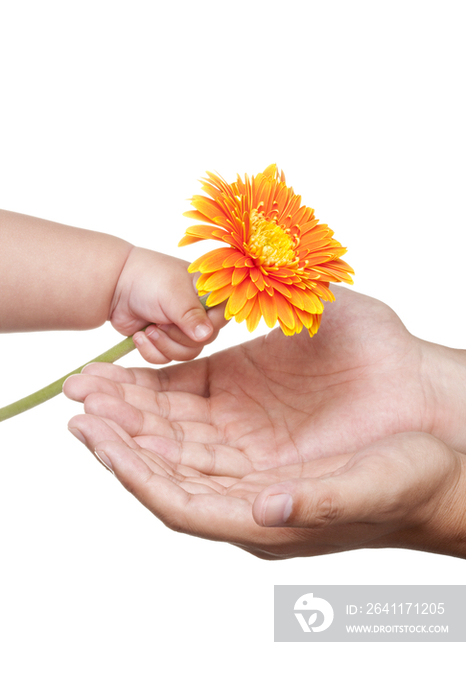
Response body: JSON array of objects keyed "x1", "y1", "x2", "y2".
[
  {"x1": 252, "y1": 433, "x2": 456, "y2": 530},
  {"x1": 252, "y1": 468, "x2": 382, "y2": 529}
]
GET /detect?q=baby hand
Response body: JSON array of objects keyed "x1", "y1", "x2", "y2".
[{"x1": 109, "y1": 247, "x2": 227, "y2": 363}]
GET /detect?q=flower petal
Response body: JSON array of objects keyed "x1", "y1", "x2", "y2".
[
  {"x1": 205, "y1": 284, "x2": 235, "y2": 306},
  {"x1": 314, "y1": 283, "x2": 335, "y2": 302},
  {"x1": 275, "y1": 294, "x2": 295, "y2": 330},
  {"x1": 232, "y1": 266, "x2": 249, "y2": 286},
  {"x1": 250, "y1": 267, "x2": 266, "y2": 291},
  {"x1": 262, "y1": 164, "x2": 278, "y2": 179},
  {"x1": 234, "y1": 296, "x2": 257, "y2": 324},
  {"x1": 234, "y1": 255, "x2": 254, "y2": 267},
  {"x1": 178, "y1": 235, "x2": 204, "y2": 247},
  {"x1": 298, "y1": 219, "x2": 322, "y2": 236},
  {"x1": 191, "y1": 195, "x2": 225, "y2": 222},
  {"x1": 201, "y1": 268, "x2": 235, "y2": 291},
  {"x1": 295, "y1": 307, "x2": 314, "y2": 327},
  {"x1": 246, "y1": 297, "x2": 262, "y2": 332},
  {"x1": 314, "y1": 260, "x2": 354, "y2": 283},
  {"x1": 183, "y1": 209, "x2": 217, "y2": 223},
  {"x1": 226, "y1": 278, "x2": 251, "y2": 315},
  {"x1": 293, "y1": 205, "x2": 315, "y2": 226},
  {"x1": 184, "y1": 224, "x2": 227, "y2": 243},
  {"x1": 269, "y1": 278, "x2": 292, "y2": 297},
  {"x1": 293, "y1": 314, "x2": 304, "y2": 334},
  {"x1": 299, "y1": 290, "x2": 324, "y2": 314},
  {"x1": 188, "y1": 248, "x2": 233, "y2": 273},
  {"x1": 278, "y1": 319, "x2": 295, "y2": 336},
  {"x1": 222, "y1": 250, "x2": 245, "y2": 267},
  {"x1": 246, "y1": 278, "x2": 259, "y2": 299},
  {"x1": 259, "y1": 292, "x2": 278, "y2": 328},
  {"x1": 308, "y1": 313, "x2": 322, "y2": 337}
]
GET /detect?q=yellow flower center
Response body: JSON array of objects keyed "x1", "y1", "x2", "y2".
[{"x1": 248, "y1": 210, "x2": 296, "y2": 267}]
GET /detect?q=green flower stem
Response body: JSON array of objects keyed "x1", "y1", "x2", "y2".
[
  {"x1": 0, "y1": 295, "x2": 211, "y2": 423},
  {"x1": 0, "y1": 332, "x2": 142, "y2": 423}
]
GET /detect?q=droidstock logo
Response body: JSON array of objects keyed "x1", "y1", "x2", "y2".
[{"x1": 294, "y1": 592, "x2": 334, "y2": 633}]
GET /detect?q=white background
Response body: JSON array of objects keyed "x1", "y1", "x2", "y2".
[{"x1": 1, "y1": 1, "x2": 465, "y2": 697}]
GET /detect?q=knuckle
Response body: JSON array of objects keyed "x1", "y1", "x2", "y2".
[
  {"x1": 168, "y1": 343, "x2": 202, "y2": 362},
  {"x1": 133, "y1": 407, "x2": 145, "y2": 437},
  {"x1": 183, "y1": 347, "x2": 201, "y2": 360},
  {"x1": 155, "y1": 391, "x2": 171, "y2": 419},
  {"x1": 163, "y1": 516, "x2": 187, "y2": 535},
  {"x1": 171, "y1": 421, "x2": 185, "y2": 443},
  {"x1": 180, "y1": 307, "x2": 204, "y2": 326},
  {"x1": 155, "y1": 368, "x2": 170, "y2": 391},
  {"x1": 203, "y1": 443, "x2": 216, "y2": 475},
  {"x1": 306, "y1": 489, "x2": 341, "y2": 528},
  {"x1": 142, "y1": 345, "x2": 170, "y2": 364}
]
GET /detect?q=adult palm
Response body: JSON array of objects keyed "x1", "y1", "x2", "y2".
[{"x1": 68, "y1": 286, "x2": 464, "y2": 468}]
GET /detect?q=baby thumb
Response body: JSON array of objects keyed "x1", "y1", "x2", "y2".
[{"x1": 166, "y1": 275, "x2": 213, "y2": 342}]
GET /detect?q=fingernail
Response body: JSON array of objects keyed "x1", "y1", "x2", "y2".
[
  {"x1": 62, "y1": 376, "x2": 73, "y2": 391},
  {"x1": 82, "y1": 362, "x2": 98, "y2": 373},
  {"x1": 133, "y1": 333, "x2": 144, "y2": 347},
  {"x1": 262, "y1": 494, "x2": 293, "y2": 526},
  {"x1": 94, "y1": 450, "x2": 114, "y2": 475},
  {"x1": 193, "y1": 323, "x2": 211, "y2": 340},
  {"x1": 146, "y1": 327, "x2": 160, "y2": 340},
  {"x1": 68, "y1": 427, "x2": 87, "y2": 447}
]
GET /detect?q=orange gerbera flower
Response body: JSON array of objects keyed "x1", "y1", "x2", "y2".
[{"x1": 179, "y1": 165, "x2": 354, "y2": 336}]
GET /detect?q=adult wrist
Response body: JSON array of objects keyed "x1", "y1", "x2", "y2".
[
  {"x1": 383, "y1": 446, "x2": 466, "y2": 559},
  {"x1": 420, "y1": 339, "x2": 466, "y2": 453}
]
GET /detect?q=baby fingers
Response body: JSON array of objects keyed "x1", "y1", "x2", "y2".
[{"x1": 133, "y1": 325, "x2": 205, "y2": 364}]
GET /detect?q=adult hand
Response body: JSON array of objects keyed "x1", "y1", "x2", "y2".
[{"x1": 64, "y1": 287, "x2": 466, "y2": 557}]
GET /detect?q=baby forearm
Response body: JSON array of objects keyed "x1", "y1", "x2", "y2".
[{"x1": 0, "y1": 210, "x2": 133, "y2": 332}]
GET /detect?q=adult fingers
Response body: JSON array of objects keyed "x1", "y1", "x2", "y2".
[
  {"x1": 77, "y1": 357, "x2": 211, "y2": 396},
  {"x1": 84, "y1": 440, "x2": 273, "y2": 545},
  {"x1": 134, "y1": 434, "x2": 252, "y2": 477},
  {"x1": 68, "y1": 412, "x2": 138, "y2": 452},
  {"x1": 64, "y1": 374, "x2": 212, "y2": 422},
  {"x1": 82, "y1": 392, "x2": 222, "y2": 443}
]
